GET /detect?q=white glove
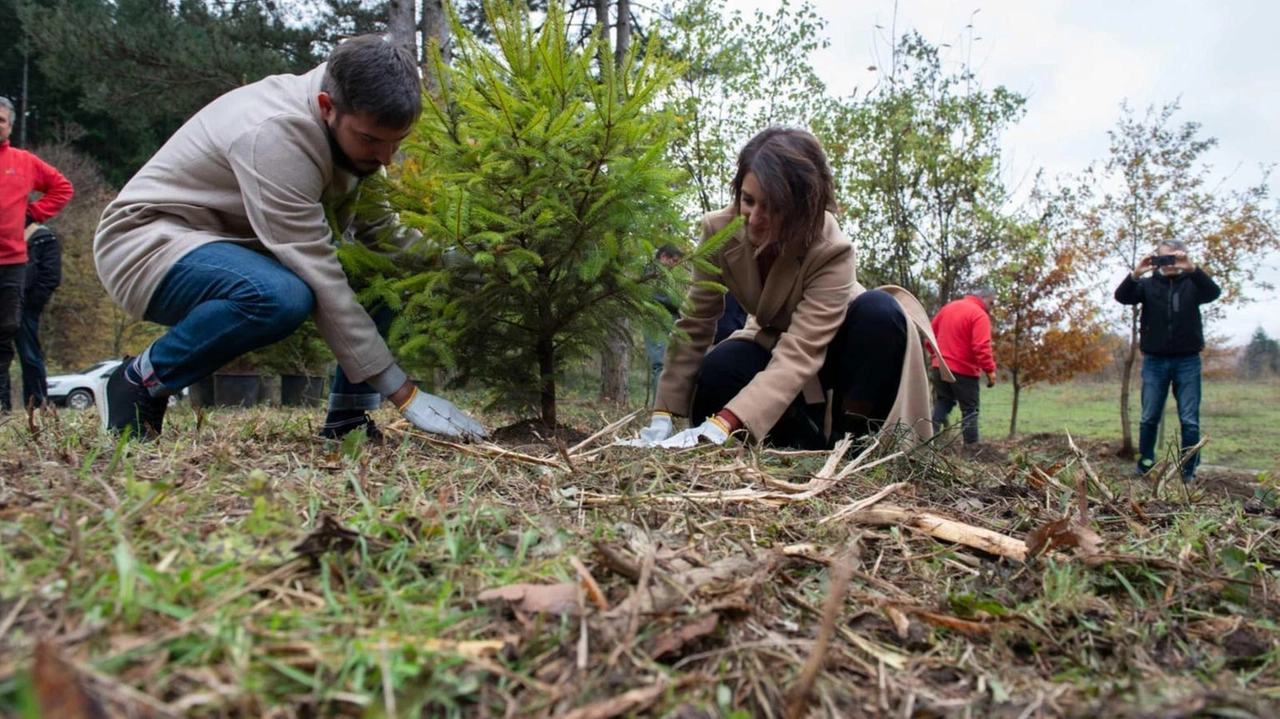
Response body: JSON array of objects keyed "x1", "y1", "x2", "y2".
[
  {"x1": 657, "y1": 416, "x2": 731, "y2": 449},
  {"x1": 399, "y1": 387, "x2": 488, "y2": 440},
  {"x1": 614, "y1": 412, "x2": 675, "y2": 447}
]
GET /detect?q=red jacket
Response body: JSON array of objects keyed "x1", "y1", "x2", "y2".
[
  {"x1": 930, "y1": 295, "x2": 996, "y2": 377},
  {"x1": 1, "y1": 140, "x2": 74, "y2": 265}
]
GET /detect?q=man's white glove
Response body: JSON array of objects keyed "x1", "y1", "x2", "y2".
[
  {"x1": 614, "y1": 412, "x2": 675, "y2": 447},
  {"x1": 399, "y1": 387, "x2": 488, "y2": 440},
  {"x1": 657, "y1": 416, "x2": 731, "y2": 449}
]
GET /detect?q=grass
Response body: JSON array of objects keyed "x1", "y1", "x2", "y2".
[
  {"x1": 1, "y1": 382, "x2": 1279, "y2": 718},
  {"x1": 974, "y1": 378, "x2": 1280, "y2": 474}
]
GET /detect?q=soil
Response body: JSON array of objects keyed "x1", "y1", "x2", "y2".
[{"x1": 490, "y1": 418, "x2": 592, "y2": 449}]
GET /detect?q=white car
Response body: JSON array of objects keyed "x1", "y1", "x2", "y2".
[{"x1": 45, "y1": 359, "x2": 123, "y2": 410}]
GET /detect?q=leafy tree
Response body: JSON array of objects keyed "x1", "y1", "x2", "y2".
[
  {"x1": 355, "y1": 0, "x2": 689, "y2": 426},
  {"x1": 1239, "y1": 327, "x2": 1280, "y2": 379},
  {"x1": 652, "y1": 0, "x2": 830, "y2": 216},
  {"x1": 991, "y1": 218, "x2": 1109, "y2": 437},
  {"x1": 1075, "y1": 100, "x2": 1280, "y2": 458},
  {"x1": 816, "y1": 30, "x2": 1025, "y2": 303}
]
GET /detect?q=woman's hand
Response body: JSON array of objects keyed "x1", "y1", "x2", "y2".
[
  {"x1": 614, "y1": 412, "x2": 675, "y2": 447},
  {"x1": 657, "y1": 416, "x2": 731, "y2": 449}
]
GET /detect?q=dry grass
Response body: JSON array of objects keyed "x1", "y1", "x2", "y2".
[{"x1": 1, "y1": 402, "x2": 1279, "y2": 718}]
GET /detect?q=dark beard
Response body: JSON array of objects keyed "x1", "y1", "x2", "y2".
[{"x1": 325, "y1": 119, "x2": 377, "y2": 178}]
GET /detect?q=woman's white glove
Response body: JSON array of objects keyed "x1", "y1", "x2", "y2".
[
  {"x1": 614, "y1": 412, "x2": 675, "y2": 447},
  {"x1": 399, "y1": 387, "x2": 488, "y2": 440},
  {"x1": 658, "y1": 416, "x2": 731, "y2": 449}
]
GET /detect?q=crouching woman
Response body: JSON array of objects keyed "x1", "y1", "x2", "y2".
[{"x1": 638, "y1": 127, "x2": 950, "y2": 450}]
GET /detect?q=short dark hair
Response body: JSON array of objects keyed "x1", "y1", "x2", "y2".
[
  {"x1": 322, "y1": 34, "x2": 422, "y2": 129},
  {"x1": 731, "y1": 127, "x2": 837, "y2": 251},
  {"x1": 655, "y1": 243, "x2": 683, "y2": 260}
]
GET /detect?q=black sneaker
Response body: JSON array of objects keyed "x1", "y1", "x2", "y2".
[
  {"x1": 98, "y1": 358, "x2": 168, "y2": 440},
  {"x1": 318, "y1": 413, "x2": 384, "y2": 441}
]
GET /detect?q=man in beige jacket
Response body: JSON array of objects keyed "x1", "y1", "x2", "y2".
[{"x1": 94, "y1": 35, "x2": 485, "y2": 441}]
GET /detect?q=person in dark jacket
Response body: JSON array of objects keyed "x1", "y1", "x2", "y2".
[
  {"x1": 643, "y1": 244, "x2": 684, "y2": 400},
  {"x1": 1115, "y1": 239, "x2": 1221, "y2": 481},
  {"x1": 0, "y1": 223, "x2": 62, "y2": 411}
]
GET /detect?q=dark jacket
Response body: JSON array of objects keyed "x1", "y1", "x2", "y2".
[
  {"x1": 23, "y1": 224, "x2": 62, "y2": 314},
  {"x1": 1114, "y1": 267, "x2": 1221, "y2": 356}
]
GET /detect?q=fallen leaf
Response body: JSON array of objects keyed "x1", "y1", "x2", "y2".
[
  {"x1": 478, "y1": 582, "x2": 580, "y2": 615},
  {"x1": 650, "y1": 614, "x2": 719, "y2": 659},
  {"x1": 884, "y1": 605, "x2": 911, "y2": 640},
  {"x1": 33, "y1": 641, "x2": 107, "y2": 719},
  {"x1": 1026, "y1": 517, "x2": 1104, "y2": 558},
  {"x1": 292, "y1": 514, "x2": 362, "y2": 559},
  {"x1": 560, "y1": 678, "x2": 670, "y2": 719}
]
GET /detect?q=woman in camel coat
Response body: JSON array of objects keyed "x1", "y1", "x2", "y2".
[{"x1": 633, "y1": 127, "x2": 951, "y2": 450}]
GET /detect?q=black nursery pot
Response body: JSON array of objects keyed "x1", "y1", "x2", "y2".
[
  {"x1": 280, "y1": 374, "x2": 327, "y2": 407},
  {"x1": 212, "y1": 373, "x2": 262, "y2": 408}
]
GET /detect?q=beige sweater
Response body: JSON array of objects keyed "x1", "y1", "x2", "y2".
[{"x1": 95, "y1": 65, "x2": 414, "y2": 384}]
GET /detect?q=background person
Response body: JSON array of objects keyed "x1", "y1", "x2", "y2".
[
  {"x1": 626, "y1": 127, "x2": 947, "y2": 450},
  {"x1": 929, "y1": 287, "x2": 997, "y2": 446},
  {"x1": 0, "y1": 222, "x2": 61, "y2": 411},
  {"x1": 1115, "y1": 239, "x2": 1220, "y2": 481},
  {"x1": 0, "y1": 96, "x2": 73, "y2": 413},
  {"x1": 93, "y1": 35, "x2": 485, "y2": 441},
  {"x1": 643, "y1": 244, "x2": 684, "y2": 401}
]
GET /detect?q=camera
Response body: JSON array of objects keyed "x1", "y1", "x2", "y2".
[{"x1": 1151, "y1": 255, "x2": 1177, "y2": 268}]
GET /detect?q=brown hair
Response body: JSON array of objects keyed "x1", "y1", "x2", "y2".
[{"x1": 731, "y1": 127, "x2": 837, "y2": 252}]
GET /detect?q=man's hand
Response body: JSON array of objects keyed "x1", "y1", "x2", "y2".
[
  {"x1": 985, "y1": 371, "x2": 997, "y2": 388},
  {"x1": 614, "y1": 412, "x2": 674, "y2": 447},
  {"x1": 1172, "y1": 250, "x2": 1197, "y2": 273},
  {"x1": 1132, "y1": 254, "x2": 1154, "y2": 280},
  {"x1": 657, "y1": 416, "x2": 731, "y2": 449},
  {"x1": 397, "y1": 386, "x2": 488, "y2": 440}
]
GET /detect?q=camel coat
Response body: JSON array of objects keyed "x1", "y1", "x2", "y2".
[{"x1": 654, "y1": 206, "x2": 952, "y2": 445}]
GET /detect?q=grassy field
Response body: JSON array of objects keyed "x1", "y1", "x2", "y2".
[
  {"x1": 2, "y1": 388, "x2": 1279, "y2": 718},
  {"x1": 969, "y1": 379, "x2": 1280, "y2": 475}
]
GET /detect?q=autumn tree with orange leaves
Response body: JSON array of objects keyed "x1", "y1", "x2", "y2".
[{"x1": 992, "y1": 219, "x2": 1109, "y2": 437}]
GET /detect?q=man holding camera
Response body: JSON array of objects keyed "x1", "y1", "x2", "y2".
[{"x1": 1115, "y1": 239, "x2": 1221, "y2": 481}]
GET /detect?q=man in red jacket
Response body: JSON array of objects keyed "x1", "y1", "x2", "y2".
[
  {"x1": 930, "y1": 288, "x2": 997, "y2": 445},
  {"x1": 0, "y1": 97, "x2": 73, "y2": 411}
]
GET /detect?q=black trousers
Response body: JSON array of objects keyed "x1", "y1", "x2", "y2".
[
  {"x1": 931, "y1": 369, "x2": 981, "y2": 444},
  {"x1": 690, "y1": 289, "x2": 907, "y2": 449},
  {"x1": 0, "y1": 264, "x2": 25, "y2": 394}
]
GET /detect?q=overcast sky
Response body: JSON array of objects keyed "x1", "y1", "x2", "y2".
[{"x1": 726, "y1": 0, "x2": 1279, "y2": 346}]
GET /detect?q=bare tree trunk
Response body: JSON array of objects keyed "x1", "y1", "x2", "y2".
[
  {"x1": 20, "y1": 48, "x2": 29, "y2": 147},
  {"x1": 420, "y1": 0, "x2": 451, "y2": 101},
  {"x1": 1116, "y1": 311, "x2": 1139, "y2": 458},
  {"x1": 538, "y1": 336, "x2": 557, "y2": 428},
  {"x1": 594, "y1": 0, "x2": 610, "y2": 62},
  {"x1": 1008, "y1": 372, "x2": 1020, "y2": 438},
  {"x1": 615, "y1": 0, "x2": 631, "y2": 66},
  {"x1": 388, "y1": 0, "x2": 416, "y2": 52},
  {"x1": 599, "y1": 320, "x2": 630, "y2": 405}
]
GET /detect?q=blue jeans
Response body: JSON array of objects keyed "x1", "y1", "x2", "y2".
[
  {"x1": 138, "y1": 243, "x2": 314, "y2": 394},
  {"x1": 1139, "y1": 353, "x2": 1202, "y2": 478},
  {"x1": 326, "y1": 305, "x2": 393, "y2": 412},
  {"x1": 0, "y1": 311, "x2": 49, "y2": 409}
]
